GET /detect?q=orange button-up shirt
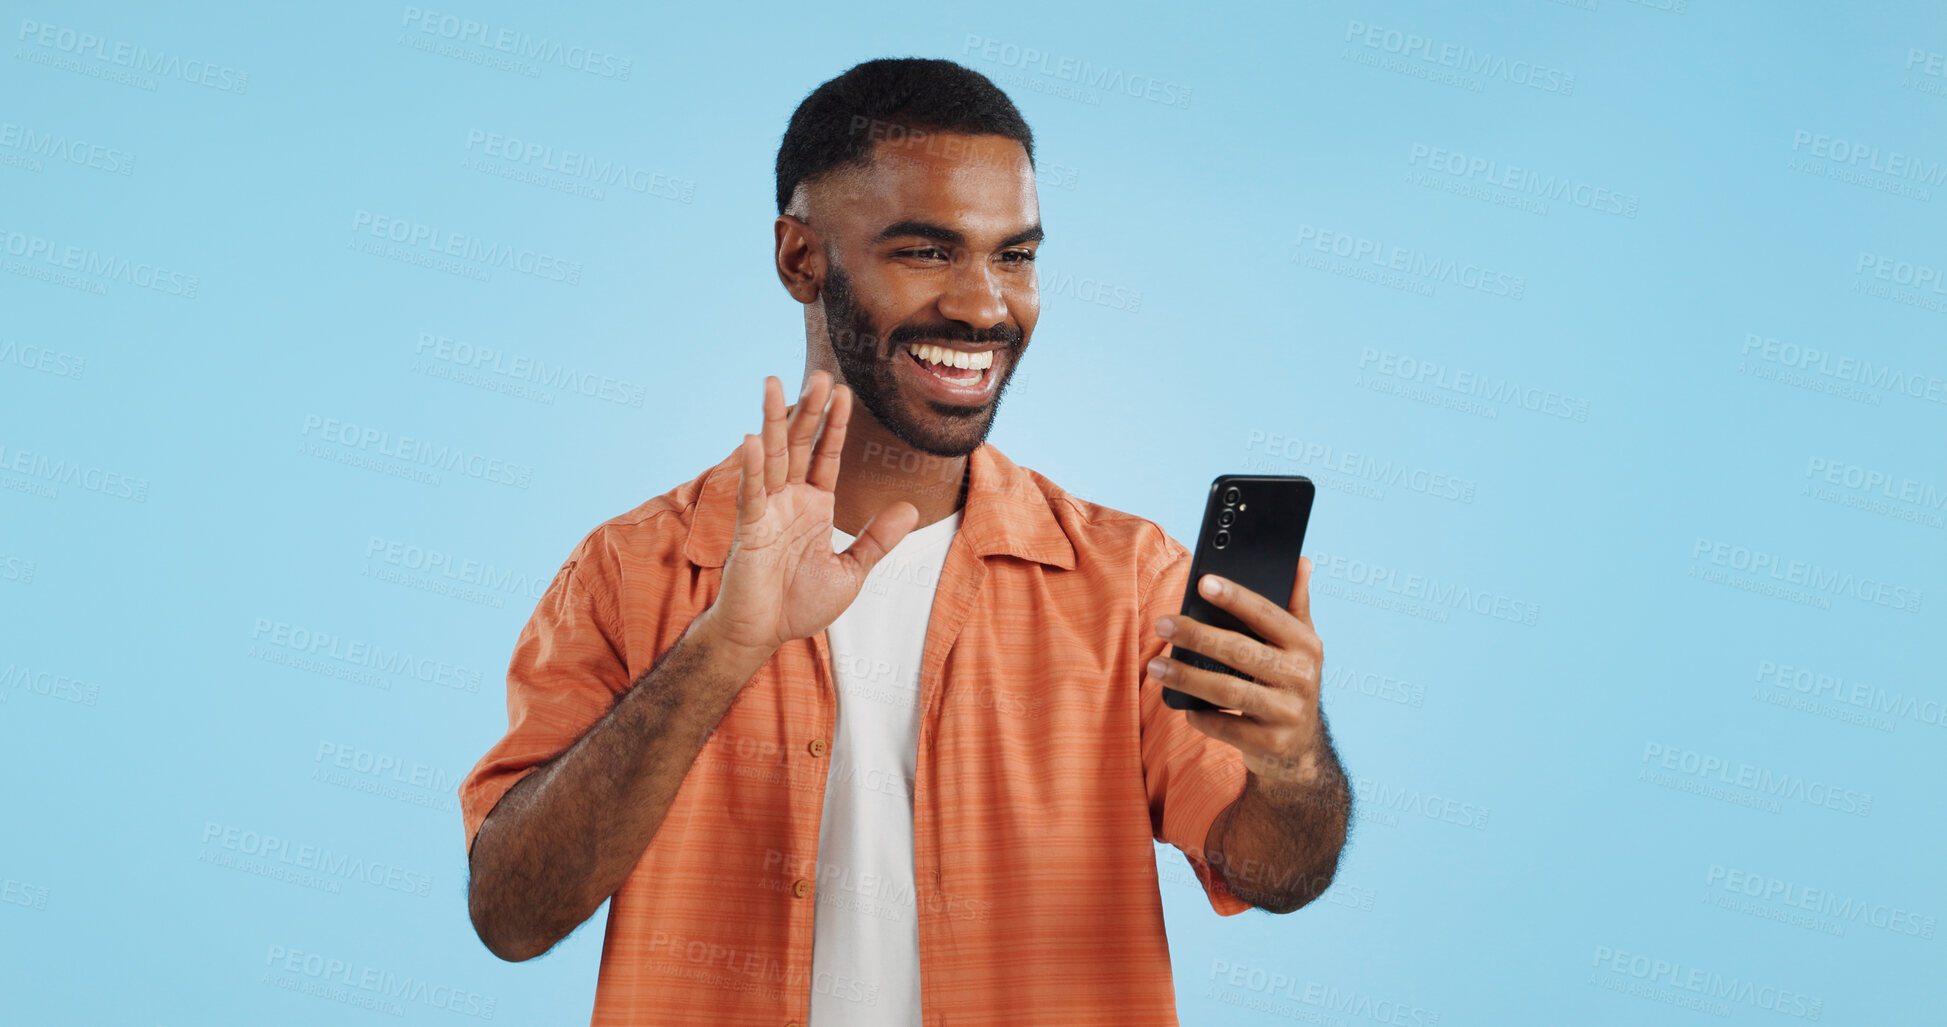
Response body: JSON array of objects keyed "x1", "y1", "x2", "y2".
[{"x1": 460, "y1": 441, "x2": 1253, "y2": 1026}]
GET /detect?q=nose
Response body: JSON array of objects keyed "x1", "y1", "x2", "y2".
[{"x1": 935, "y1": 255, "x2": 1008, "y2": 336}]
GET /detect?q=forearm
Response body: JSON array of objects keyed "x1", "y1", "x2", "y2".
[
  {"x1": 1204, "y1": 726, "x2": 1351, "y2": 915},
  {"x1": 467, "y1": 614, "x2": 773, "y2": 960}
]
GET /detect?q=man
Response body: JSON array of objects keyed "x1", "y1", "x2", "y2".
[{"x1": 460, "y1": 58, "x2": 1351, "y2": 1026}]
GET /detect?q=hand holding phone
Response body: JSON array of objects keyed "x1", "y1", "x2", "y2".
[{"x1": 1161, "y1": 474, "x2": 1316, "y2": 712}]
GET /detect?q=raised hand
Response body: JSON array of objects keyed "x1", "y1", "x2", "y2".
[{"x1": 697, "y1": 371, "x2": 920, "y2": 663}]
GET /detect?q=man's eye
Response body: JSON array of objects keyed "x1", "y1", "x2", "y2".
[
  {"x1": 898, "y1": 247, "x2": 948, "y2": 261},
  {"x1": 1002, "y1": 250, "x2": 1037, "y2": 264}
]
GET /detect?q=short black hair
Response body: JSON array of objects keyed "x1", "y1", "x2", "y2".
[{"x1": 775, "y1": 58, "x2": 1035, "y2": 215}]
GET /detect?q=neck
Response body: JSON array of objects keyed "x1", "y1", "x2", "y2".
[{"x1": 830, "y1": 414, "x2": 968, "y2": 537}]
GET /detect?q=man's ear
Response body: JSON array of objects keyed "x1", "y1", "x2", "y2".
[{"x1": 774, "y1": 214, "x2": 825, "y2": 305}]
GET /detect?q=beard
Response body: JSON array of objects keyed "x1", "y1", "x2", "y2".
[{"x1": 821, "y1": 258, "x2": 1024, "y2": 459}]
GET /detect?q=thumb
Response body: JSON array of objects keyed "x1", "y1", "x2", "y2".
[
  {"x1": 1289, "y1": 555, "x2": 1314, "y2": 627},
  {"x1": 837, "y1": 501, "x2": 919, "y2": 580}
]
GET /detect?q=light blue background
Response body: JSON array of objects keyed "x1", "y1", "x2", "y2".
[{"x1": 3, "y1": 0, "x2": 1942, "y2": 1023}]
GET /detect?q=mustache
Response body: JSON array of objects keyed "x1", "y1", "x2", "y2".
[{"x1": 885, "y1": 321, "x2": 1022, "y2": 350}]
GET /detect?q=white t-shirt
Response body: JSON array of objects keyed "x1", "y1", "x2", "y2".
[{"x1": 809, "y1": 508, "x2": 963, "y2": 1026}]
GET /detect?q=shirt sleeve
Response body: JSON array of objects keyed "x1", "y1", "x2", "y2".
[
  {"x1": 1137, "y1": 535, "x2": 1254, "y2": 916},
  {"x1": 458, "y1": 526, "x2": 635, "y2": 858}
]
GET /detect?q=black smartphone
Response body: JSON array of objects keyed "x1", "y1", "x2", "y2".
[{"x1": 1162, "y1": 474, "x2": 1316, "y2": 712}]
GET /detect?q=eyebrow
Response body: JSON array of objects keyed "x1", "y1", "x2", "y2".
[{"x1": 873, "y1": 220, "x2": 1044, "y2": 248}]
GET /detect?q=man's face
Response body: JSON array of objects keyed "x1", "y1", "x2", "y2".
[{"x1": 806, "y1": 133, "x2": 1040, "y2": 458}]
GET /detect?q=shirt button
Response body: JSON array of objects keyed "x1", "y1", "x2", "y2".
[
  {"x1": 807, "y1": 738, "x2": 828, "y2": 757},
  {"x1": 792, "y1": 878, "x2": 811, "y2": 898},
  {"x1": 786, "y1": 1022, "x2": 801, "y2": 1027}
]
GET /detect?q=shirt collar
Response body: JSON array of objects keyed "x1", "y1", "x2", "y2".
[{"x1": 683, "y1": 442, "x2": 1077, "y2": 570}]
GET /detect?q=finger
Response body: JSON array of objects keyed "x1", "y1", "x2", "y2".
[
  {"x1": 1193, "y1": 573, "x2": 1305, "y2": 651},
  {"x1": 1147, "y1": 655, "x2": 1273, "y2": 719},
  {"x1": 760, "y1": 376, "x2": 789, "y2": 492},
  {"x1": 806, "y1": 383, "x2": 851, "y2": 492},
  {"x1": 837, "y1": 500, "x2": 918, "y2": 580},
  {"x1": 1158, "y1": 614, "x2": 1302, "y2": 689},
  {"x1": 735, "y1": 433, "x2": 767, "y2": 528},
  {"x1": 1290, "y1": 556, "x2": 1313, "y2": 627},
  {"x1": 785, "y1": 372, "x2": 831, "y2": 484}
]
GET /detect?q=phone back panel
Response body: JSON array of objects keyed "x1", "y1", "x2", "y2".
[{"x1": 1164, "y1": 474, "x2": 1316, "y2": 711}]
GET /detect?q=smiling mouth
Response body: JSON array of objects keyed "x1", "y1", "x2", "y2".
[{"x1": 903, "y1": 341, "x2": 994, "y2": 383}]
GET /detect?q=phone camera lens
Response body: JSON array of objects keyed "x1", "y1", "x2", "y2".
[
  {"x1": 1213, "y1": 530, "x2": 1230, "y2": 548},
  {"x1": 1217, "y1": 509, "x2": 1235, "y2": 527},
  {"x1": 1223, "y1": 486, "x2": 1241, "y2": 505}
]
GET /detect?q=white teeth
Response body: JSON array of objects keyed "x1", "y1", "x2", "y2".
[{"x1": 906, "y1": 343, "x2": 994, "y2": 371}]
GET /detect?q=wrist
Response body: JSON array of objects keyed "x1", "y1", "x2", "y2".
[
  {"x1": 689, "y1": 610, "x2": 778, "y2": 676},
  {"x1": 1247, "y1": 749, "x2": 1346, "y2": 811}
]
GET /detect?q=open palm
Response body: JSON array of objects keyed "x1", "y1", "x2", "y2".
[{"x1": 705, "y1": 372, "x2": 919, "y2": 659}]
